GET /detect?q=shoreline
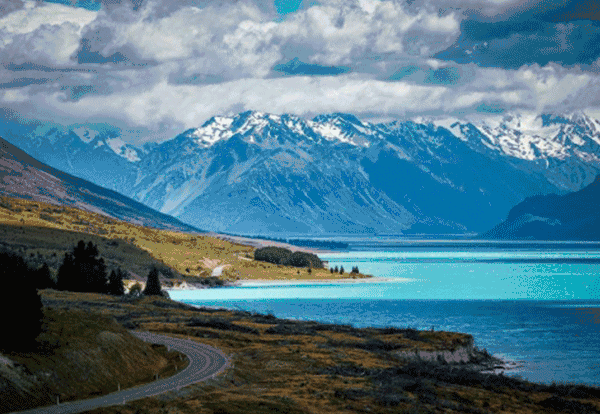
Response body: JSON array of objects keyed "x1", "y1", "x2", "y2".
[{"x1": 166, "y1": 276, "x2": 413, "y2": 290}]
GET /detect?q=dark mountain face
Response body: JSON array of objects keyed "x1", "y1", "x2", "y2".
[
  {"x1": 480, "y1": 176, "x2": 600, "y2": 240},
  {"x1": 1, "y1": 111, "x2": 599, "y2": 235},
  {"x1": 0, "y1": 138, "x2": 200, "y2": 233}
]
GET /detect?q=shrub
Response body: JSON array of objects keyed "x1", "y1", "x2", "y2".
[{"x1": 129, "y1": 282, "x2": 142, "y2": 296}]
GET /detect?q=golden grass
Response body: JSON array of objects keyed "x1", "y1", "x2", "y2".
[
  {"x1": 2, "y1": 290, "x2": 593, "y2": 414},
  {"x1": 0, "y1": 196, "x2": 370, "y2": 283},
  {"x1": 0, "y1": 304, "x2": 187, "y2": 413}
]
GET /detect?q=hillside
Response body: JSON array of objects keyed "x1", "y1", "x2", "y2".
[
  {"x1": 480, "y1": 176, "x2": 600, "y2": 240},
  {"x1": 0, "y1": 196, "x2": 367, "y2": 284},
  {"x1": 0, "y1": 301, "x2": 185, "y2": 413},
  {"x1": 0, "y1": 137, "x2": 200, "y2": 233},
  {"x1": 2, "y1": 290, "x2": 597, "y2": 414}
]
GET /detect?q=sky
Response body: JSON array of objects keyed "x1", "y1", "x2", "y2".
[{"x1": 0, "y1": 0, "x2": 599, "y2": 144}]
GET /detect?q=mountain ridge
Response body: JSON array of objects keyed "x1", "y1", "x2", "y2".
[
  {"x1": 480, "y1": 175, "x2": 600, "y2": 240},
  {"x1": 0, "y1": 137, "x2": 201, "y2": 233},
  {"x1": 1, "y1": 111, "x2": 598, "y2": 235}
]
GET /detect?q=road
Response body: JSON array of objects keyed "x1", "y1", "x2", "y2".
[
  {"x1": 10, "y1": 331, "x2": 230, "y2": 414},
  {"x1": 211, "y1": 265, "x2": 230, "y2": 277}
]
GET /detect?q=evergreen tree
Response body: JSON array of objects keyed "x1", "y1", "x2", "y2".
[
  {"x1": 0, "y1": 251, "x2": 43, "y2": 351},
  {"x1": 107, "y1": 268, "x2": 126, "y2": 296},
  {"x1": 143, "y1": 267, "x2": 162, "y2": 296},
  {"x1": 334, "y1": 266, "x2": 339, "y2": 273},
  {"x1": 56, "y1": 240, "x2": 108, "y2": 293},
  {"x1": 330, "y1": 267, "x2": 334, "y2": 274},
  {"x1": 34, "y1": 262, "x2": 56, "y2": 289},
  {"x1": 339, "y1": 266, "x2": 344, "y2": 274}
]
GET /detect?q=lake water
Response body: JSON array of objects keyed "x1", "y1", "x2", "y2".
[{"x1": 169, "y1": 240, "x2": 600, "y2": 386}]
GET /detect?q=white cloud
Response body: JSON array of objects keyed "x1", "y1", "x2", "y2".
[
  {"x1": 0, "y1": 0, "x2": 597, "y2": 142},
  {"x1": 0, "y1": 1, "x2": 97, "y2": 65}
]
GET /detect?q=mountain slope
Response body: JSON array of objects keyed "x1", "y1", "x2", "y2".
[
  {"x1": 0, "y1": 138, "x2": 200, "y2": 232},
  {"x1": 480, "y1": 176, "x2": 600, "y2": 240},
  {"x1": 2, "y1": 111, "x2": 599, "y2": 235}
]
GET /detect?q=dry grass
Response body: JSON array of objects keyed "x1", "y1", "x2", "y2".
[
  {"x1": 2, "y1": 290, "x2": 593, "y2": 414},
  {"x1": 0, "y1": 196, "x2": 369, "y2": 283},
  {"x1": 0, "y1": 302, "x2": 187, "y2": 413}
]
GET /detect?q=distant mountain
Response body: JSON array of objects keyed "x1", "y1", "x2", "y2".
[
  {"x1": 2, "y1": 111, "x2": 599, "y2": 235},
  {"x1": 0, "y1": 138, "x2": 200, "y2": 233},
  {"x1": 480, "y1": 176, "x2": 600, "y2": 240}
]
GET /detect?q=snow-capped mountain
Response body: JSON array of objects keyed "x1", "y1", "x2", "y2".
[
  {"x1": 0, "y1": 123, "x2": 142, "y2": 195},
  {"x1": 2, "y1": 111, "x2": 599, "y2": 234}
]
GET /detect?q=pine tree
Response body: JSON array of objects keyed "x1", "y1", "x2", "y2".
[
  {"x1": 0, "y1": 251, "x2": 43, "y2": 351},
  {"x1": 107, "y1": 268, "x2": 126, "y2": 296},
  {"x1": 34, "y1": 262, "x2": 56, "y2": 289},
  {"x1": 339, "y1": 266, "x2": 344, "y2": 274},
  {"x1": 334, "y1": 266, "x2": 339, "y2": 273},
  {"x1": 143, "y1": 267, "x2": 162, "y2": 296},
  {"x1": 56, "y1": 240, "x2": 108, "y2": 293}
]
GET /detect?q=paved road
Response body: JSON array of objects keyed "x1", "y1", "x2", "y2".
[{"x1": 10, "y1": 332, "x2": 230, "y2": 414}]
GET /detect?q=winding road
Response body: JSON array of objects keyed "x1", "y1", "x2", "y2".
[{"x1": 10, "y1": 331, "x2": 230, "y2": 414}]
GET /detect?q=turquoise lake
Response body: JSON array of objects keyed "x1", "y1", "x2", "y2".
[{"x1": 169, "y1": 241, "x2": 600, "y2": 386}]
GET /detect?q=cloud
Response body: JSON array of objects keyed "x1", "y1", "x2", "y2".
[
  {"x1": 437, "y1": 18, "x2": 600, "y2": 68},
  {"x1": 0, "y1": 1, "x2": 97, "y2": 66},
  {"x1": 0, "y1": 0, "x2": 598, "y2": 144},
  {"x1": 4, "y1": 62, "x2": 595, "y2": 144}
]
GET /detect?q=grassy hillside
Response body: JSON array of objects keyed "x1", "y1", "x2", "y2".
[
  {"x1": 0, "y1": 298, "x2": 186, "y2": 413},
  {"x1": 1, "y1": 290, "x2": 595, "y2": 414},
  {"x1": 0, "y1": 195, "x2": 368, "y2": 285}
]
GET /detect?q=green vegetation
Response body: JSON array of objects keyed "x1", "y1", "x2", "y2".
[
  {"x1": 0, "y1": 251, "x2": 44, "y2": 352},
  {"x1": 143, "y1": 267, "x2": 163, "y2": 296},
  {"x1": 254, "y1": 246, "x2": 323, "y2": 268},
  {"x1": 107, "y1": 268, "x2": 126, "y2": 296},
  {"x1": 56, "y1": 241, "x2": 110, "y2": 294}
]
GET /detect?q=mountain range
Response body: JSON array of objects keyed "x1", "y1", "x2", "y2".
[
  {"x1": 0, "y1": 138, "x2": 199, "y2": 233},
  {"x1": 2, "y1": 111, "x2": 599, "y2": 235}
]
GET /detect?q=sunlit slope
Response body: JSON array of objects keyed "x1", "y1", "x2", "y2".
[
  {"x1": 0, "y1": 137, "x2": 198, "y2": 233},
  {"x1": 0, "y1": 196, "x2": 367, "y2": 282}
]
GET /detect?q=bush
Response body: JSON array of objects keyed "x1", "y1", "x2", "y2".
[{"x1": 129, "y1": 282, "x2": 142, "y2": 296}]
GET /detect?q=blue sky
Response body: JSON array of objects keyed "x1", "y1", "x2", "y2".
[{"x1": 0, "y1": 0, "x2": 598, "y2": 143}]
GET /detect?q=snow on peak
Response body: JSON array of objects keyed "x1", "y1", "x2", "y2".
[
  {"x1": 106, "y1": 138, "x2": 141, "y2": 162},
  {"x1": 72, "y1": 127, "x2": 99, "y2": 143},
  {"x1": 190, "y1": 116, "x2": 235, "y2": 147}
]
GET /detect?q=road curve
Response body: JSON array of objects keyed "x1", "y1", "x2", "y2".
[{"x1": 10, "y1": 331, "x2": 230, "y2": 414}]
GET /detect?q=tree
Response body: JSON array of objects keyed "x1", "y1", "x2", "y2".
[
  {"x1": 107, "y1": 267, "x2": 126, "y2": 296},
  {"x1": 334, "y1": 266, "x2": 339, "y2": 273},
  {"x1": 330, "y1": 267, "x2": 334, "y2": 274},
  {"x1": 0, "y1": 251, "x2": 43, "y2": 351},
  {"x1": 34, "y1": 262, "x2": 56, "y2": 290},
  {"x1": 339, "y1": 266, "x2": 344, "y2": 274},
  {"x1": 56, "y1": 241, "x2": 108, "y2": 293},
  {"x1": 351, "y1": 266, "x2": 359, "y2": 274},
  {"x1": 143, "y1": 267, "x2": 162, "y2": 296}
]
